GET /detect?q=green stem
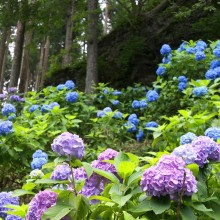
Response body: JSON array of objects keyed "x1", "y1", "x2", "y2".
[{"x1": 68, "y1": 155, "x2": 77, "y2": 196}]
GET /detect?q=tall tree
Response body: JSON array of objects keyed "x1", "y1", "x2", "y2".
[{"x1": 85, "y1": 0, "x2": 99, "y2": 93}]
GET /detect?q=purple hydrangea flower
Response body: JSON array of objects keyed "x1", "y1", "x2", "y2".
[
  {"x1": 0, "y1": 120, "x2": 13, "y2": 135},
  {"x1": 29, "y1": 105, "x2": 40, "y2": 113},
  {"x1": 66, "y1": 92, "x2": 78, "y2": 103},
  {"x1": 210, "y1": 60, "x2": 220, "y2": 69},
  {"x1": 213, "y1": 48, "x2": 220, "y2": 58},
  {"x1": 156, "y1": 66, "x2": 166, "y2": 76},
  {"x1": 180, "y1": 132, "x2": 197, "y2": 145},
  {"x1": 195, "y1": 51, "x2": 206, "y2": 61},
  {"x1": 51, "y1": 164, "x2": 71, "y2": 180},
  {"x1": 205, "y1": 69, "x2": 217, "y2": 80},
  {"x1": 9, "y1": 95, "x2": 21, "y2": 102},
  {"x1": 178, "y1": 82, "x2": 187, "y2": 92},
  {"x1": 98, "y1": 148, "x2": 119, "y2": 161},
  {"x1": 0, "y1": 94, "x2": 7, "y2": 100},
  {"x1": 132, "y1": 100, "x2": 140, "y2": 109},
  {"x1": 140, "y1": 155, "x2": 197, "y2": 198},
  {"x1": 128, "y1": 113, "x2": 139, "y2": 126},
  {"x1": 103, "y1": 107, "x2": 112, "y2": 113},
  {"x1": 26, "y1": 190, "x2": 58, "y2": 220},
  {"x1": 136, "y1": 129, "x2": 144, "y2": 142},
  {"x1": 56, "y1": 84, "x2": 66, "y2": 91},
  {"x1": 51, "y1": 132, "x2": 85, "y2": 159},
  {"x1": 160, "y1": 44, "x2": 171, "y2": 55},
  {"x1": 2, "y1": 104, "x2": 16, "y2": 116},
  {"x1": 205, "y1": 127, "x2": 220, "y2": 141},
  {"x1": 65, "y1": 80, "x2": 75, "y2": 90},
  {"x1": 7, "y1": 87, "x2": 17, "y2": 94},
  {"x1": 178, "y1": 76, "x2": 188, "y2": 83},
  {"x1": 146, "y1": 90, "x2": 159, "y2": 102},
  {"x1": 0, "y1": 192, "x2": 19, "y2": 219},
  {"x1": 193, "y1": 86, "x2": 208, "y2": 97}
]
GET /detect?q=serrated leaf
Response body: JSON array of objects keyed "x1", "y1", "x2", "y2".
[
  {"x1": 149, "y1": 196, "x2": 171, "y2": 214},
  {"x1": 127, "y1": 170, "x2": 144, "y2": 186}
]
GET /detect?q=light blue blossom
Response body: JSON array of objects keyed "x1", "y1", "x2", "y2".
[
  {"x1": 2, "y1": 103, "x2": 16, "y2": 116},
  {"x1": 195, "y1": 51, "x2": 206, "y2": 61},
  {"x1": 136, "y1": 129, "x2": 144, "y2": 142},
  {"x1": 210, "y1": 60, "x2": 220, "y2": 69},
  {"x1": 178, "y1": 82, "x2": 187, "y2": 92},
  {"x1": 56, "y1": 84, "x2": 66, "y2": 91},
  {"x1": 29, "y1": 105, "x2": 40, "y2": 113},
  {"x1": 178, "y1": 76, "x2": 188, "y2": 83},
  {"x1": 204, "y1": 127, "x2": 220, "y2": 141},
  {"x1": 128, "y1": 113, "x2": 139, "y2": 126},
  {"x1": 180, "y1": 132, "x2": 197, "y2": 145},
  {"x1": 205, "y1": 69, "x2": 217, "y2": 80},
  {"x1": 213, "y1": 47, "x2": 220, "y2": 58},
  {"x1": 146, "y1": 90, "x2": 159, "y2": 102},
  {"x1": 65, "y1": 80, "x2": 75, "y2": 90},
  {"x1": 132, "y1": 100, "x2": 140, "y2": 109},
  {"x1": 160, "y1": 44, "x2": 171, "y2": 55},
  {"x1": 193, "y1": 86, "x2": 208, "y2": 97},
  {"x1": 66, "y1": 91, "x2": 78, "y2": 103}
]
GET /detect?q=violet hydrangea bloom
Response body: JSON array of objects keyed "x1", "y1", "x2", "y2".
[
  {"x1": 9, "y1": 95, "x2": 21, "y2": 102},
  {"x1": 0, "y1": 94, "x2": 7, "y2": 100},
  {"x1": 26, "y1": 190, "x2": 57, "y2": 220},
  {"x1": 51, "y1": 164, "x2": 71, "y2": 180},
  {"x1": 204, "y1": 127, "x2": 220, "y2": 141},
  {"x1": 8, "y1": 87, "x2": 17, "y2": 94},
  {"x1": 5, "y1": 215, "x2": 23, "y2": 220},
  {"x1": 180, "y1": 132, "x2": 197, "y2": 145},
  {"x1": 0, "y1": 192, "x2": 19, "y2": 219},
  {"x1": 140, "y1": 155, "x2": 197, "y2": 198},
  {"x1": 51, "y1": 132, "x2": 85, "y2": 159},
  {"x1": 98, "y1": 148, "x2": 119, "y2": 161}
]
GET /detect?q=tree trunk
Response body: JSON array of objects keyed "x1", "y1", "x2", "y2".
[
  {"x1": 85, "y1": 0, "x2": 99, "y2": 93},
  {"x1": 62, "y1": 0, "x2": 75, "y2": 67},
  {"x1": 18, "y1": 30, "x2": 33, "y2": 93},
  {"x1": 0, "y1": 28, "x2": 11, "y2": 93},
  {"x1": 35, "y1": 43, "x2": 44, "y2": 91},
  {"x1": 103, "y1": 1, "x2": 109, "y2": 35},
  {"x1": 9, "y1": 20, "x2": 25, "y2": 88}
]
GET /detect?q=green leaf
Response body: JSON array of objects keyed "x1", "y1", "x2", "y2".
[
  {"x1": 117, "y1": 161, "x2": 136, "y2": 179},
  {"x1": 186, "y1": 163, "x2": 199, "y2": 177},
  {"x1": 123, "y1": 211, "x2": 135, "y2": 220},
  {"x1": 180, "y1": 205, "x2": 197, "y2": 220},
  {"x1": 12, "y1": 189, "x2": 35, "y2": 197},
  {"x1": 149, "y1": 196, "x2": 171, "y2": 214},
  {"x1": 82, "y1": 162, "x2": 93, "y2": 178},
  {"x1": 42, "y1": 204, "x2": 72, "y2": 220},
  {"x1": 127, "y1": 170, "x2": 144, "y2": 186},
  {"x1": 178, "y1": 110, "x2": 190, "y2": 118},
  {"x1": 128, "y1": 199, "x2": 152, "y2": 213},
  {"x1": 93, "y1": 168, "x2": 120, "y2": 183},
  {"x1": 111, "y1": 193, "x2": 132, "y2": 207},
  {"x1": 89, "y1": 195, "x2": 113, "y2": 203},
  {"x1": 22, "y1": 182, "x2": 36, "y2": 191},
  {"x1": 189, "y1": 203, "x2": 212, "y2": 212},
  {"x1": 35, "y1": 178, "x2": 68, "y2": 184}
]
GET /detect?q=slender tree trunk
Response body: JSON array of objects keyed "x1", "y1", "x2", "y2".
[
  {"x1": 0, "y1": 28, "x2": 11, "y2": 93},
  {"x1": 9, "y1": 20, "x2": 25, "y2": 88},
  {"x1": 85, "y1": 0, "x2": 99, "y2": 93},
  {"x1": 103, "y1": 1, "x2": 109, "y2": 35},
  {"x1": 62, "y1": 0, "x2": 75, "y2": 67},
  {"x1": 18, "y1": 30, "x2": 33, "y2": 93},
  {"x1": 35, "y1": 43, "x2": 44, "y2": 91}
]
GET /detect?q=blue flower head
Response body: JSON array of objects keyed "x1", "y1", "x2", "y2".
[
  {"x1": 139, "y1": 100, "x2": 147, "y2": 108},
  {"x1": 103, "y1": 107, "x2": 112, "y2": 113},
  {"x1": 216, "y1": 40, "x2": 220, "y2": 48},
  {"x1": 56, "y1": 84, "x2": 66, "y2": 91},
  {"x1": 0, "y1": 120, "x2": 13, "y2": 135},
  {"x1": 146, "y1": 90, "x2": 159, "y2": 102},
  {"x1": 214, "y1": 67, "x2": 220, "y2": 77},
  {"x1": 145, "y1": 121, "x2": 158, "y2": 132},
  {"x1": 195, "y1": 40, "x2": 207, "y2": 51},
  {"x1": 205, "y1": 69, "x2": 217, "y2": 80},
  {"x1": 128, "y1": 113, "x2": 139, "y2": 126},
  {"x1": 178, "y1": 76, "x2": 188, "y2": 83},
  {"x1": 65, "y1": 80, "x2": 75, "y2": 90},
  {"x1": 178, "y1": 82, "x2": 187, "y2": 92},
  {"x1": 186, "y1": 47, "x2": 195, "y2": 54},
  {"x1": 177, "y1": 41, "x2": 187, "y2": 52},
  {"x1": 66, "y1": 91, "x2": 78, "y2": 103},
  {"x1": 210, "y1": 60, "x2": 220, "y2": 69},
  {"x1": 160, "y1": 44, "x2": 171, "y2": 55},
  {"x1": 180, "y1": 132, "x2": 197, "y2": 145},
  {"x1": 112, "y1": 100, "x2": 120, "y2": 106},
  {"x1": 204, "y1": 127, "x2": 220, "y2": 142},
  {"x1": 195, "y1": 51, "x2": 206, "y2": 61},
  {"x1": 132, "y1": 100, "x2": 140, "y2": 109},
  {"x1": 103, "y1": 88, "x2": 109, "y2": 94},
  {"x1": 32, "y1": 149, "x2": 48, "y2": 160},
  {"x1": 162, "y1": 54, "x2": 172, "y2": 64},
  {"x1": 29, "y1": 105, "x2": 40, "y2": 113},
  {"x1": 2, "y1": 104, "x2": 16, "y2": 116},
  {"x1": 41, "y1": 104, "x2": 50, "y2": 113},
  {"x1": 49, "y1": 102, "x2": 60, "y2": 109},
  {"x1": 9, "y1": 95, "x2": 21, "y2": 102},
  {"x1": 124, "y1": 122, "x2": 136, "y2": 133},
  {"x1": 8, "y1": 113, "x2": 16, "y2": 121},
  {"x1": 112, "y1": 90, "x2": 122, "y2": 95},
  {"x1": 136, "y1": 129, "x2": 144, "y2": 142},
  {"x1": 113, "y1": 111, "x2": 123, "y2": 119},
  {"x1": 31, "y1": 158, "x2": 47, "y2": 170},
  {"x1": 193, "y1": 86, "x2": 208, "y2": 97},
  {"x1": 97, "y1": 110, "x2": 105, "y2": 118},
  {"x1": 156, "y1": 66, "x2": 166, "y2": 76},
  {"x1": 213, "y1": 48, "x2": 220, "y2": 58}
]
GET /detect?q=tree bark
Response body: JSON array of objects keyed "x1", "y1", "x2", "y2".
[
  {"x1": 85, "y1": 0, "x2": 99, "y2": 93},
  {"x1": 0, "y1": 28, "x2": 11, "y2": 93},
  {"x1": 103, "y1": 1, "x2": 109, "y2": 35},
  {"x1": 18, "y1": 30, "x2": 33, "y2": 93},
  {"x1": 35, "y1": 43, "x2": 44, "y2": 91},
  {"x1": 62, "y1": 0, "x2": 75, "y2": 67},
  {"x1": 9, "y1": 20, "x2": 25, "y2": 88}
]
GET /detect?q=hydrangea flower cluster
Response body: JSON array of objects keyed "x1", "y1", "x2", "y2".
[
  {"x1": 132, "y1": 100, "x2": 147, "y2": 109},
  {"x1": 162, "y1": 54, "x2": 172, "y2": 64},
  {"x1": 146, "y1": 90, "x2": 159, "y2": 102},
  {"x1": 97, "y1": 107, "x2": 112, "y2": 118},
  {"x1": 56, "y1": 84, "x2": 66, "y2": 91},
  {"x1": 51, "y1": 132, "x2": 84, "y2": 159},
  {"x1": 113, "y1": 111, "x2": 123, "y2": 119},
  {"x1": 0, "y1": 120, "x2": 13, "y2": 136},
  {"x1": 140, "y1": 155, "x2": 197, "y2": 198},
  {"x1": 145, "y1": 121, "x2": 158, "y2": 132},
  {"x1": 7, "y1": 87, "x2": 17, "y2": 94},
  {"x1": 31, "y1": 150, "x2": 48, "y2": 170},
  {"x1": 0, "y1": 94, "x2": 7, "y2": 100},
  {"x1": 160, "y1": 44, "x2": 171, "y2": 56},
  {"x1": 65, "y1": 80, "x2": 75, "y2": 90},
  {"x1": 210, "y1": 60, "x2": 220, "y2": 69},
  {"x1": 195, "y1": 51, "x2": 206, "y2": 61},
  {"x1": 66, "y1": 91, "x2": 78, "y2": 103},
  {"x1": 5, "y1": 215, "x2": 23, "y2": 220},
  {"x1": 9, "y1": 95, "x2": 22, "y2": 102},
  {"x1": 29, "y1": 105, "x2": 40, "y2": 113},
  {"x1": 204, "y1": 127, "x2": 220, "y2": 141},
  {"x1": 180, "y1": 132, "x2": 197, "y2": 145},
  {"x1": 112, "y1": 90, "x2": 122, "y2": 95},
  {"x1": 26, "y1": 190, "x2": 58, "y2": 220},
  {"x1": 156, "y1": 66, "x2": 166, "y2": 76},
  {"x1": 178, "y1": 76, "x2": 188, "y2": 92},
  {"x1": 136, "y1": 129, "x2": 144, "y2": 142},
  {"x1": 2, "y1": 104, "x2": 16, "y2": 117},
  {"x1": 0, "y1": 192, "x2": 19, "y2": 219},
  {"x1": 29, "y1": 169, "x2": 44, "y2": 179},
  {"x1": 213, "y1": 42, "x2": 220, "y2": 58},
  {"x1": 40, "y1": 102, "x2": 60, "y2": 113},
  {"x1": 112, "y1": 100, "x2": 120, "y2": 106},
  {"x1": 205, "y1": 69, "x2": 218, "y2": 80},
  {"x1": 51, "y1": 164, "x2": 71, "y2": 180},
  {"x1": 193, "y1": 86, "x2": 208, "y2": 97}
]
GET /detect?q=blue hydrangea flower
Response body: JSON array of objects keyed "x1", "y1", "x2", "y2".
[
  {"x1": 56, "y1": 84, "x2": 66, "y2": 91},
  {"x1": 124, "y1": 122, "x2": 136, "y2": 133},
  {"x1": 41, "y1": 104, "x2": 50, "y2": 113},
  {"x1": 204, "y1": 127, "x2": 220, "y2": 141},
  {"x1": 66, "y1": 91, "x2": 78, "y2": 103},
  {"x1": 160, "y1": 44, "x2": 171, "y2": 55},
  {"x1": 0, "y1": 120, "x2": 13, "y2": 135},
  {"x1": 29, "y1": 105, "x2": 40, "y2": 113},
  {"x1": 193, "y1": 86, "x2": 208, "y2": 97},
  {"x1": 139, "y1": 100, "x2": 147, "y2": 108},
  {"x1": 210, "y1": 60, "x2": 220, "y2": 69},
  {"x1": 205, "y1": 69, "x2": 217, "y2": 80},
  {"x1": 0, "y1": 192, "x2": 19, "y2": 219},
  {"x1": 5, "y1": 214, "x2": 23, "y2": 220},
  {"x1": 214, "y1": 67, "x2": 220, "y2": 77},
  {"x1": 8, "y1": 113, "x2": 16, "y2": 121},
  {"x1": 136, "y1": 129, "x2": 144, "y2": 142},
  {"x1": 65, "y1": 80, "x2": 75, "y2": 90},
  {"x1": 132, "y1": 100, "x2": 140, "y2": 109},
  {"x1": 112, "y1": 100, "x2": 119, "y2": 105},
  {"x1": 97, "y1": 110, "x2": 105, "y2": 118},
  {"x1": 178, "y1": 76, "x2": 188, "y2": 83},
  {"x1": 216, "y1": 40, "x2": 220, "y2": 48},
  {"x1": 113, "y1": 111, "x2": 123, "y2": 119},
  {"x1": 103, "y1": 88, "x2": 109, "y2": 94},
  {"x1": 112, "y1": 90, "x2": 122, "y2": 95},
  {"x1": 186, "y1": 47, "x2": 195, "y2": 54},
  {"x1": 32, "y1": 149, "x2": 48, "y2": 160},
  {"x1": 103, "y1": 107, "x2": 112, "y2": 113},
  {"x1": 195, "y1": 51, "x2": 206, "y2": 61},
  {"x1": 213, "y1": 48, "x2": 220, "y2": 58},
  {"x1": 177, "y1": 41, "x2": 187, "y2": 52},
  {"x1": 195, "y1": 40, "x2": 207, "y2": 51},
  {"x1": 31, "y1": 158, "x2": 47, "y2": 169},
  {"x1": 178, "y1": 82, "x2": 187, "y2": 92},
  {"x1": 49, "y1": 102, "x2": 60, "y2": 110},
  {"x1": 2, "y1": 104, "x2": 16, "y2": 116},
  {"x1": 146, "y1": 90, "x2": 159, "y2": 102},
  {"x1": 146, "y1": 121, "x2": 158, "y2": 132},
  {"x1": 162, "y1": 54, "x2": 172, "y2": 64},
  {"x1": 128, "y1": 113, "x2": 139, "y2": 126},
  {"x1": 156, "y1": 66, "x2": 166, "y2": 76},
  {"x1": 180, "y1": 132, "x2": 197, "y2": 145}
]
